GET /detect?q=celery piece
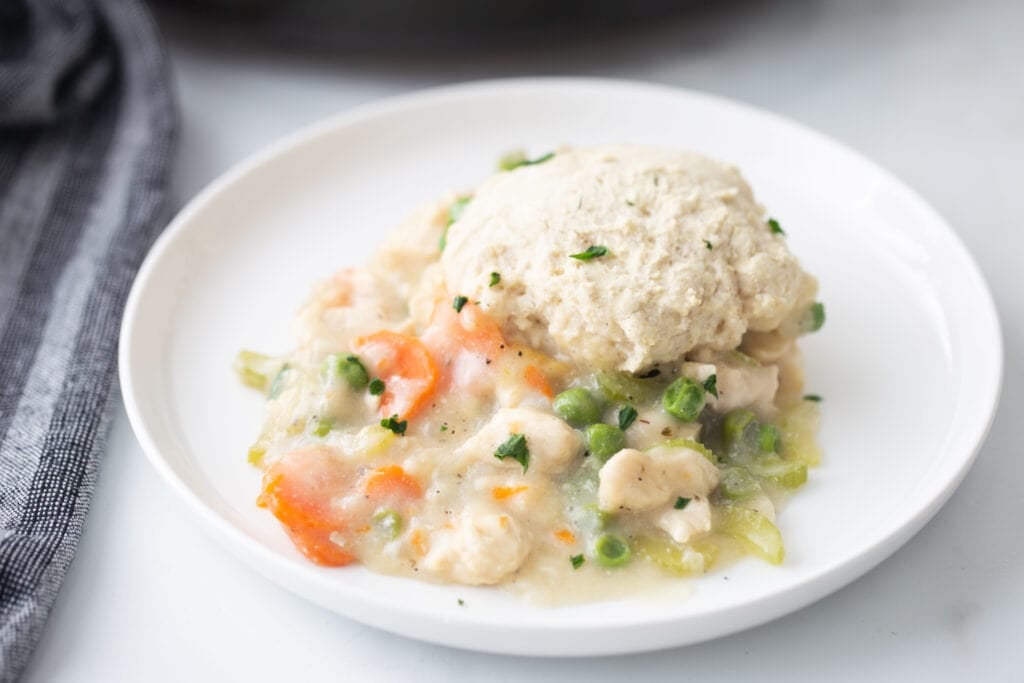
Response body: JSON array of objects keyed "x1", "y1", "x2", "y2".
[
  {"x1": 635, "y1": 536, "x2": 716, "y2": 576},
  {"x1": 372, "y1": 509, "x2": 402, "y2": 539},
  {"x1": 717, "y1": 467, "x2": 762, "y2": 500},
  {"x1": 758, "y1": 424, "x2": 781, "y2": 453},
  {"x1": 324, "y1": 354, "x2": 369, "y2": 391},
  {"x1": 233, "y1": 350, "x2": 281, "y2": 392},
  {"x1": 748, "y1": 455, "x2": 808, "y2": 489},
  {"x1": 313, "y1": 418, "x2": 333, "y2": 437},
  {"x1": 714, "y1": 505, "x2": 784, "y2": 565},
  {"x1": 595, "y1": 370, "x2": 657, "y2": 404},
  {"x1": 246, "y1": 444, "x2": 266, "y2": 467},
  {"x1": 650, "y1": 438, "x2": 718, "y2": 464},
  {"x1": 779, "y1": 401, "x2": 822, "y2": 466},
  {"x1": 722, "y1": 409, "x2": 756, "y2": 450}
]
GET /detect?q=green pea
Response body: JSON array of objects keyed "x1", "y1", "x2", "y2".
[
  {"x1": 554, "y1": 387, "x2": 603, "y2": 427},
  {"x1": 662, "y1": 377, "x2": 706, "y2": 422},
  {"x1": 758, "y1": 424, "x2": 781, "y2": 453},
  {"x1": 801, "y1": 301, "x2": 826, "y2": 333},
  {"x1": 594, "y1": 533, "x2": 631, "y2": 568},
  {"x1": 325, "y1": 354, "x2": 369, "y2": 391},
  {"x1": 585, "y1": 424, "x2": 625, "y2": 463},
  {"x1": 372, "y1": 509, "x2": 402, "y2": 539}
]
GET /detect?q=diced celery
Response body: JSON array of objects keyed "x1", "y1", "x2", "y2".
[
  {"x1": 373, "y1": 509, "x2": 402, "y2": 539},
  {"x1": 778, "y1": 400, "x2": 822, "y2": 466},
  {"x1": 648, "y1": 438, "x2": 718, "y2": 464},
  {"x1": 717, "y1": 467, "x2": 762, "y2": 500},
  {"x1": 354, "y1": 424, "x2": 396, "y2": 457},
  {"x1": 595, "y1": 370, "x2": 657, "y2": 403},
  {"x1": 313, "y1": 418, "x2": 333, "y2": 437},
  {"x1": 233, "y1": 350, "x2": 282, "y2": 392},
  {"x1": 246, "y1": 444, "x2": 266, "y2": 467},
  {"x1": 722, "y1": 409, "x2": 756, "y2": 450},
  {"x1": 635, "y1": 536, "x2": 716, "y2": 576},
  {"x1": 748, "y1": 455, "x2": 807, "y2": 489},
  {"x1": 714, "y1": 505, "x2": 785, "y2": 565}
]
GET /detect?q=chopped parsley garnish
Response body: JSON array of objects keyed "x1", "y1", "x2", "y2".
[
  {"x1": 499, "y1": 150, "x2": 555, "y2": 171},
  {"x1": 489, "y1": 272, "x2": 501, "y2": 287},
  {"x1": 369, "y1": 378, "x2": 385, "y2": 396},
  {"x1": 457, "y1": 598, "x2": 465, "y2": 606},
  {"x1": 703, "y1": 374, "x2": 718, "y2": 398},
  {"x1": 703, "y1": 239, "x2": 713, "y2": 251},
  {"x1": 804, "y1": 394, "x2": 822, "y2": 402},
  {"x1": 380, "y1": 414, "x2": 408, "y2": 436},
  {"x1": 494, "y1": 433, "x2": 530, "y2": 473},
  {"x1": 452, "y1": 295, "x2": 468, "y2": 313},
  {"x1": 439, "y1": 196, "x2": 472, "y2": 251},
  {"x1": 569, "y1": 245, "x2": 609, "y2": 261},
  {"x1": 570, "y1": 554, "x2": 585, "y2": 570},
  {"x1": 618, "y1": 405, "x2": 638, "y2": 431},
  {"x1": 440, "y1": 424, "x2": 449, "y2": 432},
  {"x1": 768, "y1": 218, "x2": 786, "y2": 235},
  {"x1": 674, "y1": 497, "x2": 691, "y2": 510}
]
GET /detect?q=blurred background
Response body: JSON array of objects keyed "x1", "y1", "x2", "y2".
[{"x1": 21, "y1": 0, "x2": 1023, "y2": 680}]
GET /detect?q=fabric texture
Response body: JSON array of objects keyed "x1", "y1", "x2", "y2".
[{"x1": 0, "y1": 1, "x2": 177, "y2": 679}]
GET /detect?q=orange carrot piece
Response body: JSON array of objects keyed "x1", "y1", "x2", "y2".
[
  {"x1": 554, "y1": 529, "x2": 576, "y2": 544},
  {"x1": 409, "y1": 529, "x2": 429, "y2": 556},
  {"x1": 258, "y1": 448, "x2": 356, "y2": 567},
  {"x1": 352, "y1": 331, "x2": 439, "y2": 420},
  {"x1": 362, "y1": 465, "x2": 423, "y2": 500},
  {"x1": 523, "y1": 364, "x2": 553, "y2": 398},
  {"x1": 492, "y1": 485, "x2": 529, "y2": 501}
]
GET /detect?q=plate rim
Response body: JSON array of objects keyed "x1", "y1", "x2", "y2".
[{"x1": 118, "y1": 76, "x2": 1004, "y2": 655}]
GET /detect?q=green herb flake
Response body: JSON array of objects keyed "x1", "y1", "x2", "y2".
[
  {"x1": 674, "y1": 496, "x2": 691, "y2": 510},
  {"x1": 489, "y1": 272, "x2": 501, "y2": 287},
  {"x1": 500, "y1": 150, "x2": 555, "y2": 171},
  {"x1": 625, "y1": 199, "x2": 635, "y2": 207},
  {"x1": 369, "y1": 378, "x2": 385, "y2": 396},
  {"x1": 618, "y1": 405, "x2": 639, "y2": 431},
  {"x1": 457, "y1": 598, "x2": 465, "y2": 606},
  {"x1": 440, "y1": 196, "x2": 472, "y2": 251},
  {"x1": 569, "y1": 245, "x2": 609, "y2": 261},
  {"x1": 804, "y1": 394, "x2": 822, "y2": 402},
  {"x1": 440, "y1": 424, "x2": 449, "y2": 432},
  {"x1": 703, "y1": 374, "x2": 718, "y2": 398},
  {"x1": 453, "y1": 295, "x2": 469, "y2": 313},
  {"x1": 570, "y1": 554, "x2": 585, "y2": 570},
  {"x1": 703, "y1": 239, "x2": 713, "y2": 251},
  {"x1": 494, "y1": 433, "x2": 530, "y2": 473},
  {"x1": 380, "y1": 414, "x2": 408, "y2": 436},
  {"x1": 768, "y1": 218, "x2": 786, "y2": 236}
]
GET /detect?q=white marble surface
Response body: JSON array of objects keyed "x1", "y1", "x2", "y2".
[{"x1": 23, "y1": 0, "x2": 1022, "y2": 680}]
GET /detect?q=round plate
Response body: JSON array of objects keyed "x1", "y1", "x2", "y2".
[{"x1": 120, "y1": 78, "x2": 1002, "y2": 656}]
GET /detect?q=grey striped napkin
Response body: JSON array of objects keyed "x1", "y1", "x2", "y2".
[{"x1": 0, "y1": 1, "x2": 177, "y2": 679}]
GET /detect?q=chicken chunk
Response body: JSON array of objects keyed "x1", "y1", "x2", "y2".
[
  {"x1": 455, "y1": 408, "x2": 583, "y2": 475},
  {"x1": 420, "y1": 508, "x2": 530, "y2": 585},
  {"x1": 598, "y1": 446, "x2": 720, "y2": 513},
  {"x1": 681, "y1": 357, "x2": 778, "y2": 417},
  {"x1": 654, "y1": 495, "x2": 712, "y2": 544}
]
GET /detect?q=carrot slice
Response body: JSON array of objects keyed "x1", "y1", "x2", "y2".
[
  {"x1": 352, "y1": 331, "x2": 439, "y2": 420},
  {"x1": 258, "y1": 447, "x2": 356, "y2": 567},
  {"x1": 554, "y1": 529, "x2": 576, "y2": 544},
  {"x1": 362, "y1": 465, "x2": 423, "y2": 500},
  {"x1": 428, "y1": 302, "x2": 506, "y2": 359},
  {"x1": 492, "y1": 485, "x2": 529, "y2": 501},
  {"x1": 523, "y1": 364, "x2": 554, "y2": 398}
]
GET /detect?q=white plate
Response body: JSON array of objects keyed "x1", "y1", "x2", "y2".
[{"x1": 120, "y1": 78, "x2": 1002, "y2": 656}]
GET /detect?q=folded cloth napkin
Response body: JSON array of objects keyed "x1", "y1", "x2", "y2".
[{"x1": 0, "y1": 1, "x2": 176, "y2": 678}]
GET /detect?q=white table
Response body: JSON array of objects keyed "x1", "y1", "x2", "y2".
[{"x1": 24, "y1": 0, "x2": 1023, "y2": 679}]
